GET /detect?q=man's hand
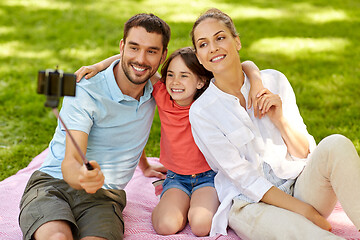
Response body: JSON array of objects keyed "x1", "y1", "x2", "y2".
[
  {"x1": 78, "y1": 160, "x2": 104, "y2": 194},
  {"x1": 75, "y1": 65, "x2": 99, "y2": 82}
]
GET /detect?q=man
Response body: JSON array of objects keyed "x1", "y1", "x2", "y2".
[{"x1": 19, "y1": 13, "x2": 170, "y2": 240}]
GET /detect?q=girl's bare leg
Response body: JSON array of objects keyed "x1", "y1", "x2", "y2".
[
  {"x1": 151, "y1": 188, "x2": 190, "y2": 235},
  {"x1": 188, "y1": 186, "x2": 219, "y2": 236}
]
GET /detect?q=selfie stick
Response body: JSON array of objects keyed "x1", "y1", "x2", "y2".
[
  {"x1": 39, "y1": 67, "x2": 93, "y2": 171},
  {"x1": 51, "y1": 108, "x2": 94, "y2": 170}
]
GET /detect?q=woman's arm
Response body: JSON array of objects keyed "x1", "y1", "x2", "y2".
[
  {"x1": 274, "y1": 114, "x2": 310, "y2": 158},
  {"x1": 75, "y1": 54, "x2": 121, "y2": 81},
  {"x1": 257, "y1": 87, "x2": 310, "y2": 158},
  {"x1": 261, "y1": 186, "x2": 331, "y2": 231}
]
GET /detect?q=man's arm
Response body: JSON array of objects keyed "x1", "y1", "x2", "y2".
[
  {"x1": 75, "y1": 54, "x2": 121, "y2": 81},
  {"x1": 62, "y1": 130, "x2": 104, "y2": 193}
]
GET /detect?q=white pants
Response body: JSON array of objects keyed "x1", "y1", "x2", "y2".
[{"x1": 229, "y1": 134, "x2": 360, "y2": 240}]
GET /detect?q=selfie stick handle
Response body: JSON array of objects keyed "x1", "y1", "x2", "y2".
[{"x1": 52, "y1": 108, "x2": 94, "y2": 170}]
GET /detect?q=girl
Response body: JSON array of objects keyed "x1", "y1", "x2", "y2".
[
  {"x1": 189, "y1": 8, "x2": 360, "y2": 240},
  {"x1": 75, "y1": 47, "x2": 264, "y2": 236}
]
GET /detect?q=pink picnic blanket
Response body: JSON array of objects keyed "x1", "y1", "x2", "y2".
[{"x1": 0, "y1": 149, "x2": 359, "y2": 240}]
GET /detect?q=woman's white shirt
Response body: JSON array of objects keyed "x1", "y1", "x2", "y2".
[{"x1": 189, "y1": 69, "x2": 316, "y2": 236}]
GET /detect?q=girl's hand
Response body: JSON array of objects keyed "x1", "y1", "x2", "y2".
[
  {"x1": 74, "y1": 54, "x2": 122, "y2": 82},
  {"x1": 75, "y1": 65, "x2": 100, "y2": 82},
  {"x1": 256, "y1": 88, "x2": 283, "y2": 123},
  {"x1": 142, "y1": 163, "x2": 167, "y2": 180},
  {"x1": 247, "y1": 80, "x2": 265, "y2": 118},
  {"x1": 78, "y1": 160, "x2": 104, "y2": 194}
]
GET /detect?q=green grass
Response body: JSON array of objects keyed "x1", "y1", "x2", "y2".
[{"x1": 0, "y1": 0, "x2": 359, "y2": 181}]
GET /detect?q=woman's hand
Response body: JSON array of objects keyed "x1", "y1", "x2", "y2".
[
  {"x1": 75, "y1": 65, "x2": 100, "y2": 82},
  {"x1": 261, "y1": 187, "x2": 331, "y2": 232},
  {"x1": 256, "y1": 88, "x2": 283, "y2": 123},
  {"x1": 301, "y1": 203, "x2": 332, "y2": 231}
]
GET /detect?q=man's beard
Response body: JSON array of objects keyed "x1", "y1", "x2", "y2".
[{"x1": 121, "y1": 56, "x2": 157, "y2": 85}]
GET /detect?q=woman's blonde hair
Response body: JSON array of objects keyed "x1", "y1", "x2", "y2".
[{"x1": 190, "y1": 8, "x2": 238, "y2": 51}]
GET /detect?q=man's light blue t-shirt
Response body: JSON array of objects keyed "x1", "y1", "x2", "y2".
[{"x1": 40, "y1": 60, "x2": 156, "y2": 189}]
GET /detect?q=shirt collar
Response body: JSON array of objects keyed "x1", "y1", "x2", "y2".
[
  {"x1": 209, "y1": 78, "x2": 240, "y2": 102},
  {"x1": 105, "y1": 59, "x2": 153, "y2": 103},
  {"x1": 209, "y1": 73, "x2": 251, "y2": 102},
  {"x1": 209, "y1": 78, "x2": 232, "y2": 100},
  {"x1": 140, "y1": 78, "x2": 153, "y2": 104}
]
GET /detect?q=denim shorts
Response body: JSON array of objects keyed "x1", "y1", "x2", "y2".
[{"x1": 161, "y1": 169, "x2": 216, "y2": 198}]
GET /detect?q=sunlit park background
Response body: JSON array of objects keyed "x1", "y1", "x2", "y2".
[{"x1": 0, "y1": 0, "x2": 359, "y2": 181}]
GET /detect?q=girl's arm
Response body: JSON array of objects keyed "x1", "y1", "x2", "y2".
[
  {"x1": 75, "y1": 54, "x2": 121, "y2": 82},
  {"x1": 241, "y1": 60, "x2": 265, "y2": 118},
  {"x1": 261, "y1": 186, "x2": 332, "y2": 231},
  {"x1": 138, "y1": 149, "x2": 167, "y2": 179},
  {"x1": 74, "y1": 54, "x2": 161, "y2": 85}
]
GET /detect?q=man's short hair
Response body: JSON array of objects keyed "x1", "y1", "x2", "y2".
[{"x1": 123, "y1": 13, "x2": 171, "y2": 52}]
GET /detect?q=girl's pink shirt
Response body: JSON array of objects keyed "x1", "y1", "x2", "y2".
[{"x1": 153, "y1": 81, "x2": 211, "y2": 175}]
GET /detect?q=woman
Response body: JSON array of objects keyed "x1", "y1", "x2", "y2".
[{"x1": 189, "y1": 8, "x2": 360, "y2": 240}]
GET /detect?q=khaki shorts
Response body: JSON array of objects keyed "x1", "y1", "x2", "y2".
[{"x1": 19, "y1": 170, "x2": 126, "y2": 240}]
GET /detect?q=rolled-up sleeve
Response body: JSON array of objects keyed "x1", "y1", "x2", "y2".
[{"x1": 272, "y1": 70, "x2": 317, "y2": 154}]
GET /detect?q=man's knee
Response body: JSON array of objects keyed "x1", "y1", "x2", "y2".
[{"x1": 33, "y1": 220, "x2": 73, "y2": 240}]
